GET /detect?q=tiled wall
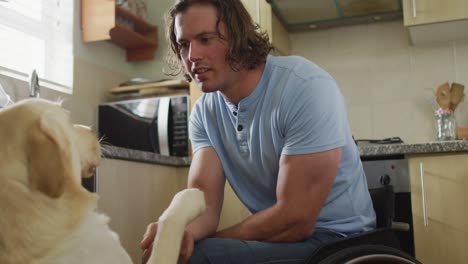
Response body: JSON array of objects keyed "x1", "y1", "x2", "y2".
[{"x1": 290, "y1": 20, "x2": 468, "y2": 144}]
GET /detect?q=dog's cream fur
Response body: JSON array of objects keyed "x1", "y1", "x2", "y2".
[
  {"x1": 0, "y1": 99, "x2": 206, "y2": 264},
  {"x1": 0, "y1": 99, "x2": 132, "y2": 264}
]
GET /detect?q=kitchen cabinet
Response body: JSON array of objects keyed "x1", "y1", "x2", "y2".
[
  {"x1": 97, "y1": 159, "x2": 188, "y2": 263},
  {"x1": 97, "y1": 157, "x2": 250, "y2": 262},
  {"x1": 408, "y1": 153, "x2": 468, "y2": 264},
  {"x1": 219, "y1": 183, "x2": 252, "y2": 230},
  {"x1": 402, "y1": 0, "x2": 468, "y2": 44},
  {"x1": 80, "y1": 0, "x2": 158, "y2": 61},
  {"x1": 241, "y1": 0, "x2": 290, "y2": 55}
]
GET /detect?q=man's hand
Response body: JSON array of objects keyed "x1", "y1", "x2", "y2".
[
  {"x1": 140, "y1": 222, "x2": 196, "y2": 264},
  {"x1": 178, "y1": 229, "x2": 195, "y2": 264},
  {"x1": 140, "y1": 222, "x2": 157, "y2": 264}
]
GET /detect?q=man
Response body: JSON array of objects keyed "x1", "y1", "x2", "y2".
[{"x1": 141, "y1": 0, "x2": 375, "y2": 263}]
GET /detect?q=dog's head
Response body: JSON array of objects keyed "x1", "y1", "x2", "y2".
[
  {"x1": 0, "y1": 98, "x2": 101, "y2": 198},
  {"x1": 0, "y1": 99, "x2": 123, "y2": 263}
]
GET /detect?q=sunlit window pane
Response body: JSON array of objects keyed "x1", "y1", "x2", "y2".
[
  {"x1": 0, "y1": 24, "x2": 45, "y2": 78},
  {"x1": 0, "y1": 0, "x2": 42, "y2": 20},
  {"x1": 0, "y1": 0, "x2": 73, "y2": 90}
]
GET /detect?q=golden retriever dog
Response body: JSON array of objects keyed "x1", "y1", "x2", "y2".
[
  {"x1": 0, "y1": 98, "x2": 205, "y2": 264},
  {"x1": 0, "y1": 98, "x2": 131, "y2": 264}
]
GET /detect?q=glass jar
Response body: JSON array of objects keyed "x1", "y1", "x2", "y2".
[{"x1": 436, "y1": 112, "x2": 457, "y2": 141}]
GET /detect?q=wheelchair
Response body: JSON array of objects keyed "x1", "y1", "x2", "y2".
[{"x1": 305, "y1": 185, "x2": 422, "y2": 264}]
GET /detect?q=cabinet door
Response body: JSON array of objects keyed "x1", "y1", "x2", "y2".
[
  {"x1": 403, "y1": 0, "x2": 468, "y2": 26},
  {"x1": 97, "y1": 159, "x2": 189, "y2": 263},
  {"x1": 241, "y1": 0, "x2": 272, "y2": 41},
  {"x1": 241, "y1": 0, "x2": 290, "y2": 55},
  {"x1": 408, "y1": 154, "x2": 468, "y2": 264},
  {"x1": 241, "y1": 0, "x2": 259, "y2": 22},
  {"x1": 271, "y1": 11, "x2": 290, "y2": 56},
  {"x1": 81, "y1": 0, "x2": 115, "y2": 42},
  {"x1": 218, "y1": 183, "x2": 252, "y2": 230}
]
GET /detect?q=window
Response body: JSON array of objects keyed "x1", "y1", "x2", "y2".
[{"x1": 0, "y1": 0, "x2": 73, "y2": 92}]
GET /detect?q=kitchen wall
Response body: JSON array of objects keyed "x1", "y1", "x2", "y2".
[
  {"x1": 132, "y1": 0, "x2": 179, "y2": 79},
  {"x1": 290, "y1": 20, "x2": 468, "y2": 144}
]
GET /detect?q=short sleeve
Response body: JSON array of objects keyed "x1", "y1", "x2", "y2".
[
  {"x1": 189, "y1": 97, "x2": 212, "y2": 154},
  {"x1": 281, "y1": 76, "x2": 348, "y2": 155}
]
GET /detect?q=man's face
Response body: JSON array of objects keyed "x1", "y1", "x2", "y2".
[{"x1": 175, "y1": 4, "x2": 235, "y2": 93}]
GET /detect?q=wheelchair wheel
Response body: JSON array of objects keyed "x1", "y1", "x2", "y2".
[{"x1": 317, "y1": 244, "x2": 421, "y2": 264}]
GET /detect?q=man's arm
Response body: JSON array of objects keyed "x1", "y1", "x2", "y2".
[
  {"x1": 184, "y1": 146, "x2": 225, "y2": 241},
  {"x1": 215, "y1": 147, "x2": 341, "y2": 242},
  {"x1": 140, "y1": 147, "x2": 224, "y2": 264}
]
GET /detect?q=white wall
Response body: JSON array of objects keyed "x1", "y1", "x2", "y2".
[
  {"x1": 290, "y1": 20, "x2": 468, "y2": 143},
  {"x1": 132, "y1": 0, "x2": 179, "y2": 79}
]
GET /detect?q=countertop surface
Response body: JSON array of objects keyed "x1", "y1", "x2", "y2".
[
  {"x1": 103, "y1": 140, "x2": 468, "y2": 166},
  {"x1": 358, "y1": 140, "x2": 468, "y2": 158},
  {"x1": 102, "y1": 146, "x2": 192, "y2": 167}
]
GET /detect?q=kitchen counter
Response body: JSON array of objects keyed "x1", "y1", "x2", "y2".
[
  {"x1": 101, "y1": 146, "x2": 191, "y2": 167},
  {"x1": 358, "y1": 140, "x2": 468, "y2": 158},
  {"x1": 102, "y1": 140, "x2": 468, "y2": 166}
]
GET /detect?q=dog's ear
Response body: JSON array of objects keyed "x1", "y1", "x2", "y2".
[{"x1": 28, "y1": 111, "x2": 71, "y2": 198}]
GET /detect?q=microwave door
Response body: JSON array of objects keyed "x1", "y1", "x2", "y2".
[
  {"x1": 99, "y1": 102, "x2": 155, "y2": 153},
  {"x1": 98, "y1": 95, "x2": 189, "y2": 157},
  {"x1": 157, "y1": 97, "x2": 171, "y2": 156}
]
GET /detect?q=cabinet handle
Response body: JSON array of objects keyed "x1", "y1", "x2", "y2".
[
  {"x1": 419, "y1": 161, "x2": 428, "y2": 226},
  {"x1": 412, "y1": 0, "x2": 417, "y2": 18}
]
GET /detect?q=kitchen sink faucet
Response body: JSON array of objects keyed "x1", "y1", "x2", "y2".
[{"x1": 29, "y1": 70, "x2": 40, "y2": 98}]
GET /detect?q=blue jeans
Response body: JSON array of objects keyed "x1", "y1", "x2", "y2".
[{"x1": 188, "y1": 230, "x2": 344, "y2": 264}]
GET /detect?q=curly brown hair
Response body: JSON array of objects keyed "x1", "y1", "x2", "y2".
[{"x1": 164, "y1": 0, "x2": 273, "y2": 80}]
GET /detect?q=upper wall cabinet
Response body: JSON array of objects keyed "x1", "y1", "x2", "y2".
[
  {"x1": 267, "y1": 0, "x2": 403, "y2": 32},
  {"x1": 403, "y1": 0, "x2": 468, "y2": 44},
  {"x1": 241, "y1": 0, "x2": 290, "y2": 55},
  {"x1": 81, "y1": 0, "x2": 158, "y2": 61}
]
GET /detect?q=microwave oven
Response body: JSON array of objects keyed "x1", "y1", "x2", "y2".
[{"x1": 98, "y1": 95, "x2": 189, "y2": 157}]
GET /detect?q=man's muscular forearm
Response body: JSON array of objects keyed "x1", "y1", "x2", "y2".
[{"x1": 213, "y1": 203, "x2": 313, "y2": 242}]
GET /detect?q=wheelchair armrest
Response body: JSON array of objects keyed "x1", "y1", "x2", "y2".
[
  {"x1": 305, "y1": 228, "x2": 401, "y2": 264},
  {"x1": 391, "y1": 221, "x2": 411, "y2": 232}
]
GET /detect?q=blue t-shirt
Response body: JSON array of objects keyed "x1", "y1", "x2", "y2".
[{"x1": 189, "y1": 55, "x2": 376, "y2": 235}]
